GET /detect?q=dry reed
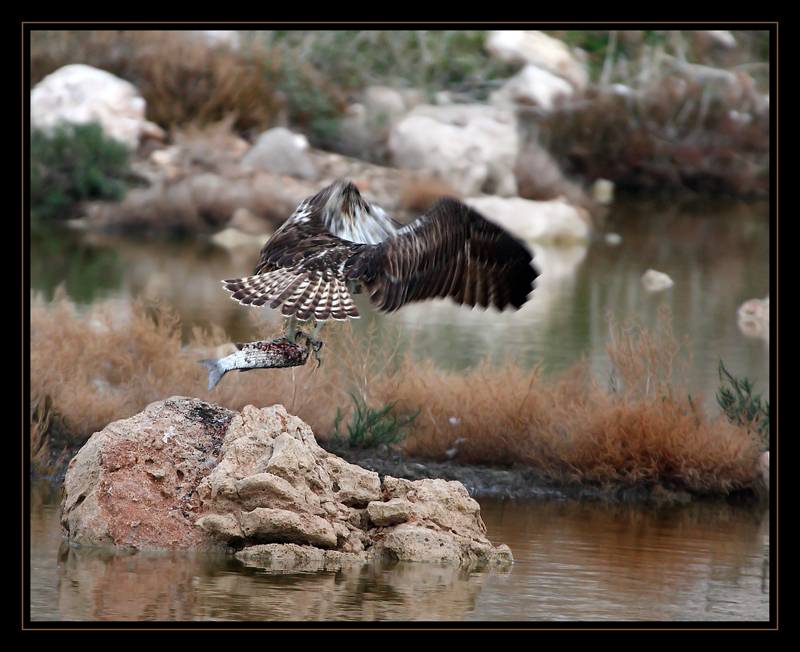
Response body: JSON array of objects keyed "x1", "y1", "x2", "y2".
[{"x1": 29, "y1": 294, "x2": 764, "y2": 494}]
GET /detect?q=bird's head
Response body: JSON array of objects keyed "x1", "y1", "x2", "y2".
[
  {"x1": 312, "y1": 178, "x2": 397, "y2": 245},
  {"x1": 318, "y1": 178, "x2": 370, "y2": 228}
]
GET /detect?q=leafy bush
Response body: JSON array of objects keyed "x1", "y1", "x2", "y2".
[
  {"x1": 30, "y1": 121, "x2": 133, "y2": 222},
  {"x1": 330, "y1": 391, "x2": 420, "y2": 450},
  {"x1": 717, "y1": 359, "x2": 769, "y2": 449}
]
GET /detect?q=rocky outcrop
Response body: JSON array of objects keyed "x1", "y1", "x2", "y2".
[{"x1": 60, "y1": 397, "x2": 512, "y2": 571}]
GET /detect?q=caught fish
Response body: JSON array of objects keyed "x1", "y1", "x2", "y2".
[{"x1": 199, "y1": 335, "x2": 323, "y2": 391}]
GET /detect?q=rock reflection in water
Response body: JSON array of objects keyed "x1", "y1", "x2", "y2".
[{"x1": 55, "y1": 541, "x2": 503, "y2": 621}]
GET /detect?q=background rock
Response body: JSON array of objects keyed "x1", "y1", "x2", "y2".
[
  {"x1": 388, "y1": 104, "x2": 519, "y2": 197},
  {"x1": 465, "y1": 195, "x2": 590, "y2": 245},
  {"x1": 30, "y1": 63, "x2": 164, "y2": 150},
  {"x1": 485, "y1": 30, "x2": 589, "y2": 92},
  {"x1": 490, "y1": 64, "x2": 576, "y2": 111},
  {"x1": 239, "y1": 127, "x2": 317, "y2": 180}
]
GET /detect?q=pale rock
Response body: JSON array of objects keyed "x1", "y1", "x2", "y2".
[
  {"x1": 737, "y1": 296, "x2": 769, "y2": 341},
  {"x1": 389, "y1": 104, "x2": 519, "y2": 197},
  {"x1": 30, "y1": 64, "x2": 163, "y2": 150},
  {"x1": 239, "y1": 127, "x2": 317, "y2": 180},
  {"x1": 485, "y1": 30, "x2": 589, "y2": 92},
  {"x1": 336, "y1": 85, "x2": 411, "y2": 161},
  {"x1": 642, "y1": 269, "x2": 674, "y2": 293},
  {"x1": 490, "y1": 64, "x2": 575, "y2": 111},
  {"x1": 367, "y1": 497, "x2": 414, "y2": 526},
  {"x1": 465, "y1": 195, "x2": 590, "y2": 245},
  {"x1": 239, "y1": 507, "x2": 338, "y2": 549},
  {"x1": 591, "y1": 178, "x2": 616, "y2": 205}
]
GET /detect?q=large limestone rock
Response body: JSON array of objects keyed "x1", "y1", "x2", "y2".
[{"x1": 61, "y1": 397, "x2": 512, "y2": 571}]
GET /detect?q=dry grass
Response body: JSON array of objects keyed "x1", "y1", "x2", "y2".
[
  {"x1": 30, "y1": 31, "x2": 283, "y2": 133},
  {"x1": 398, "y1": 171, "x2": 462, "y2": 213},
  {"x1": 29, "y1": 295, "x2": 764, "y2": 494},
  {"x1": 28, "y1": 291, "x2": 402, "y2": 456},
  {"x1": 368, "y1": 306, "x2": 762, "y2": 493}
]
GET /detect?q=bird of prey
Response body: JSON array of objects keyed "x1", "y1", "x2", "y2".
[{"x1": 223, "y1": 178, "x2": 538, "y2": 343}]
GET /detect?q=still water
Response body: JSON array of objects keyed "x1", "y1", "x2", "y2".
[
  {"x1": 29, "y1": 491, "x2": 770, "y2": 622},
  {"x1": 28, "y1": 195, "x2": 773, "y2": 623}
]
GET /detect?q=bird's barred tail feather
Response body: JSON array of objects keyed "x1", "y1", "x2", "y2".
[{"x1": 223, "y1": 272, "x2": 359, "y2": 321}]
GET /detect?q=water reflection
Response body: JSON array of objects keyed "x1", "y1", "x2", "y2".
[
  {"x1": 50, "y1": 525, "x2": 499, "y2": 621},
  {"x1": 475, "y1": 498, "x2": 771, "y2": 622},
  {"x1": 30, "y1": 497, "x2": 770, "y2": 623}
]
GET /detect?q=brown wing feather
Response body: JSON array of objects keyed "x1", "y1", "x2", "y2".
[{"x1": 345, "y1": 197, "x2": 538, "y2": 314}]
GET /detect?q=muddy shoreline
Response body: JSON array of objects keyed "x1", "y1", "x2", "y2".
[{"x1": 323, "y1": 445, "x2": 762, "y2": 506}]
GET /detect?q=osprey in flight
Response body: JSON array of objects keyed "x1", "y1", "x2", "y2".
[{"x1": 223, "y1": 178, "x2": 539, "y2": 342}]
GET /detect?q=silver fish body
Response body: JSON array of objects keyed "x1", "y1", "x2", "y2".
[{"x1": 199, "y1": 337, "x2": 321, "y2": 391}]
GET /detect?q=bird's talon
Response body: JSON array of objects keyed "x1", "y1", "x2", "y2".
[
  {"x1": 312, "y1": 340, "x2": 324, "y2": 368},
  {"x1": 295, "y1": 332, "x2": 324, "y2": 367}
]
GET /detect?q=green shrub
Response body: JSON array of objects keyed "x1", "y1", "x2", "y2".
[
  {"x1": 30, "y1": 121, "x2": 133, "y2": 222},
  {"x1": 330, "y1": 391, "x2": 420, "y2": 450},
  {"x1": 717, "y1": 359, "x2": 769, "y2": 449}
]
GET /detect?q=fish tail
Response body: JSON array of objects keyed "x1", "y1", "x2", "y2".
[{"x1": 198, "y1": 358, "x2": 226, "y2": 391}]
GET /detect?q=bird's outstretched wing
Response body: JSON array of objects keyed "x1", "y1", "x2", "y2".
[
  {"x1": 345, "y1": 197, "x2": 539, "y2": 313},
  {"x1": 223, "y1": 179, "x2": 538, "y2": 322}
]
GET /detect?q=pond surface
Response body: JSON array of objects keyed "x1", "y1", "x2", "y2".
[
  {"x1": 27, "y1": 194, "x2": 773, "y2": 624},
  {"x1": 28, "y1": 491, "x2": 771, "y2": 623}
]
